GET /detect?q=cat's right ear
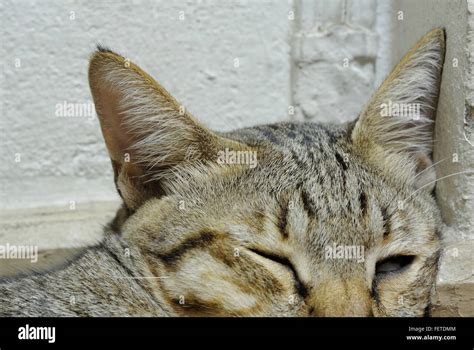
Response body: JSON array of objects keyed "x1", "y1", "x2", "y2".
[
  {"x1": 89, "y1": 47, "x2": 249, "y2": 210},
  {"x1": 351, "y1": 29, "x2": 445, "y2": 191}
]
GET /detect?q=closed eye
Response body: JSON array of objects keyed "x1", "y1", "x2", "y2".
[
  {"x1": 248, "y1": 248, "x2": 309, "y2": 298},
  {"x1": 376, "y1": 255, "x2": 416, "y2": 276}
]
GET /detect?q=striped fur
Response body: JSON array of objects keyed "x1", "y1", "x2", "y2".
[{"x1": 0, "y1": 29, "x2": 445, "y2": 317}]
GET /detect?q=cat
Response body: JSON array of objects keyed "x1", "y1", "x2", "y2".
[{"x1": 0, "y1": 28, "x2": 445, "y2": 316}]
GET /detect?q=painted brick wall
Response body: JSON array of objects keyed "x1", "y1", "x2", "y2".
[
  {"x1": 0, "y1": 0, "x2": 293, "y2": 209},
  {"x1": 290, "y1": 0, "x2": 386, "y2": 124}
]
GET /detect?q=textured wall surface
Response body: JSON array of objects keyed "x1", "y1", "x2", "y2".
[
  {"x1": 291, "y1": 0, "x2": 383, "y2": 123},
  {"x1": 0, "y1": 0, "x2": 292, "y2": 209}
]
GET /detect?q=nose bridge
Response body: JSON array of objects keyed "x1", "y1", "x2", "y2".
[{"x1": 310, "y1": 276, "x2": 372, "y2": 316}]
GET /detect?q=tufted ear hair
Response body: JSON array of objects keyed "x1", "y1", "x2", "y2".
[
  {"x1": 89, "y1": 47, "x2": 250, "y2": 210},
  {"x1": 351, "y1": 29, "x2": 445, "y2": 191}
]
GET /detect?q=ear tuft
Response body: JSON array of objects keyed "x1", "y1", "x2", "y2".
[{"x1": 95, "y1": 44, "x2": 115, "y2": 54}]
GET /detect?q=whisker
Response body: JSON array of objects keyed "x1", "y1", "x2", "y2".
[
  {"x1": 402, "y1": 170, "x2": 474, "y2": 204},
  {"x1": 461, "y1": 133, "x2": 473, "y2": 147},
  {"x1": 383, "y1": 169, "x2": 473, "y2": 220},
  {"x1": 383, "y1": 146, "x2": 474, "y2": 214},
  {"x1": 411, "y1": 157, "x2": 447, "y2": 182}
]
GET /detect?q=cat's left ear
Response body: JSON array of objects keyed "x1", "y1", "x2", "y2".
[{"x1": 351, "y1": 28, "x2": 445, "y2": 191}]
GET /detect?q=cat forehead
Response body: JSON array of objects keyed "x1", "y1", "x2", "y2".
[
  {"x1": 222, "y1": 122, "x2": 366, "y2": 184},
  {"x1": 223, "y1": 122, "x2": 350, "y2": 151},
  {"x1": 149, "y1": 120, "x2": 435, "y2": 231},
  {"x1": 166, "y1": 122, "x2": 393, "y2": 209}
]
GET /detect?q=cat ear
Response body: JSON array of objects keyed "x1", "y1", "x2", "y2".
[
  {"x1": 89, "y1": 47, "x2": 247, "y2": 210},
  {"x1": 351, "y1": 29, "x2": 445, "y2": 191}
]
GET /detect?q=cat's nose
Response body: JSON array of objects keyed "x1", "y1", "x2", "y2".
[{"x1": 308, "y1": 277, "x2": 372, "y2": 316}]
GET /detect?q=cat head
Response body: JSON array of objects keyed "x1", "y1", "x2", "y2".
[{"x1": 89, "y1": 29, "x2": 445, "y2": 316}]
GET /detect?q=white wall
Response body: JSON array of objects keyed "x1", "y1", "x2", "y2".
[
  {"x1": 0, "y1": 0, "x2": 293, "y2": 209},
  {"x1": 291, "y1": 0, "x2": 383, "y2": 123}
]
